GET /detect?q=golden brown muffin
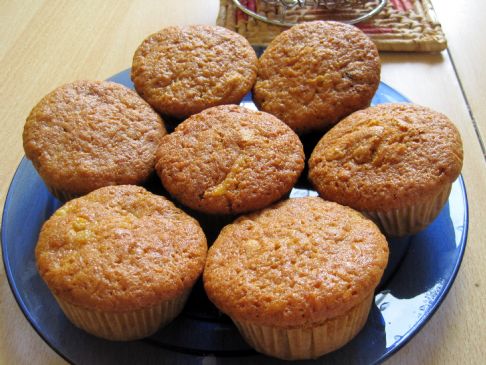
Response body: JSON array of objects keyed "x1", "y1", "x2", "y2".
[
  {"x1": 204, "y1": 197, "x2": 388, "y2": 359},
  {"x1": 308, "y1": 103, "x2": 463, "y2": 236},
  {"x1": 36, "y1": 185, "x2": 207, "y2": 340},
  {"x1": 253, "y1": 20, "x2": 380, "y2": 134},
  {"x1": 155, "y1": 105, "x2": 305, "y2": 214},
  {"x1": 131, "y1": 25, "x2": 257, "y2": 119},
  {"x1": 23, "y1": 80, "x2": 166, "y2": 201}
]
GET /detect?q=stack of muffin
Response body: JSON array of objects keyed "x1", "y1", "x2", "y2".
[{"x1": 24, "y1": 21, "x2": 463, "y2": 360}]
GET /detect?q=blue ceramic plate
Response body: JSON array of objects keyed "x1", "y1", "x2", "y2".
[{"x1": 1, "y1": 70, "x2": 468, "y2": 365}]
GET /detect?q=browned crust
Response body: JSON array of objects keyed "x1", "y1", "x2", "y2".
[
  {"x1": 155, "y1": 105, "x2": 305, "y2": 214},
  {"x1": 131, "y1": 25, "x2": 257, "y2": 118},
  {"x1": 253, "y1": 21, "x2": 380, "y2": 134},
  {"x1": 23, "y1": 80, "x2": 166, "y2": 196},
  {"x1": 203, "y1": 197, "x2": 388, "y2": 328},
  {"x1": 36, "y1": 185, "x2": 207, "y2": 312},
  {"x1": 308, "y1": 103, "x2": 463, "y2": 211}
]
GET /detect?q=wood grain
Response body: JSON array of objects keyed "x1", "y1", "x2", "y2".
[
  {"x1": 432, "y1": 1, "x2": 486, "y2": 152},
  {"x1": 0, "y1": 1, "x2": 484, "y2": 364}
]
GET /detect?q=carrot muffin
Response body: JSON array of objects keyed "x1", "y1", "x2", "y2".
[
  {"x1": 155, "y1": 105, "x2": 305, "y2": 215},
  {"x1": 36, "y1": 185, "x2": 207, "y2": 341},
  {"x1": 308, "y1": 103, "x2": 463, "y2": 237},
  {"x1": 131, "y1": 25, "x2": 257, "y2": 119},
  {"x1": 204, "y1": 197, "x2": 388, "y2": 359},
  {"x1": 253, "y1": 20, "x2": 380, "y2": 134},
  {"x1": 23, "y1": 80, "x2": 166, "y2": 201}
]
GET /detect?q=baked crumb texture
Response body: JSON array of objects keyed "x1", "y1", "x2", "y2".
[
  {"x1": 309, "y1": 103, "x2": 463, "y2": 211},
  {"x1": 132, "y1": 25, "x2": 257, "y2": 118},
  {"x1": 253, "y1": 21, "x2": 380, "y2": 134},
  {"x1": 156, "y1": 105, "x2": 305, "y2": 214},
  {"x1": 204, "y1": 197, "x2": 388, "y2": 328},
  {"x1": 36, "y1": 185, "x2": 207, "y2": 313},
  {"x1": 308, "y1": 103, "x2": 463, "y2": 236},
  {"x1": 23, "y1": 81, "x2": 166, "y2": 198}
]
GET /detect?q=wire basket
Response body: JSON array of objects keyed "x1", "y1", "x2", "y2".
[{"x1": 232, "y1": 0, "x2": 387, "y2": 26}]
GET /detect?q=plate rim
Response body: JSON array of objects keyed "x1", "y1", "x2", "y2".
[
  {"x1": 374, "y1": 174, "x2": 469, "y2": 364},
  {"x1": 1, "y1": 157, "x2": 72, "y2": 364}
]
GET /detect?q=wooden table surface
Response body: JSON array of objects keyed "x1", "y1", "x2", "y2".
[{"x1": 1, "y1": 1, "x2": 485, "y2": 364}]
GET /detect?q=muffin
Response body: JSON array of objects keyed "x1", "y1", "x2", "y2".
[
  {"x1": 131, "y1": 25, "x2": 257, "y2": 119},
  {"x1": 308, "y1": 103, "x2": 463, "y2": 237},
  {"x1": 204, "y1": 197, "x2": 388, "y2": 360},
  {"x1": 35, "y1": 185, "x2": 207, "y2": 341},
  {"x1": 155, "y1": 105, "x2": 305, "y2": 214},
  {"x1": 23, "y1": 80, "x2": 166, "y2": 201},
  {"x1": 253, "y1": 20, "x2": 380, "y2": 134}
]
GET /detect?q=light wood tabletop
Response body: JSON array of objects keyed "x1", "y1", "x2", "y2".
[{"x1": 1, "y1": 1, "x2": 484, "y2": 364}]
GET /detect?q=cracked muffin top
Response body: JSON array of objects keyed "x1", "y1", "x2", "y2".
[
  {"x1": 253, "y1": 21, "x2": 380, "y2": 134},
  {"x1": 155, "y1": 105, "x2": 305, "y2": 214},
  {"x1": 203, "y1": 197, "x2": 388, "y2": 328},
  {"x1": 23, "y1": 80, "x2": 166, "y2": 198},
  {"x1": 308, "y1": 103, "x2": 463, "y2": 211},
  {"x1": 131, "y1": 25, "x2": 257, "y2": 119},
  {"x1": 36, "y1": 185, "x2": 207, "y2": 312}
]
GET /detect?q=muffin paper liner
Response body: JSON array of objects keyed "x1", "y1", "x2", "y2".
[
  {"x1": 364, "y1": 183, "x2": 452, "y2": 237},
  {"x1": 54, "y1": 289, "x2": 190, "y2": 341},
  {"x1": 233, "y1": 293, "x2": 373, "y2": 360}
]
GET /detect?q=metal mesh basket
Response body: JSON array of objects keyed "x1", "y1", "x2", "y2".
[{"x1": 232, "y1": 0, "x2": 387, "y2": 26}]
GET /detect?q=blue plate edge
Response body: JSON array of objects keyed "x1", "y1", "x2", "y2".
[
  {"x1": 1, "y1": 157, "x2": 75, "y2": 365},
  {"x1": 372, "y1": 175, "x2": 469, "y2": 364}
]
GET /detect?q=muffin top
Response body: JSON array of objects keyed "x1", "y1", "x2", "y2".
[
  {"x1": 204, "y1": 197, "x2": 388, "y2": 328},
  {"x1": 308, "y1": 103, "x2": 464, "y2": 211},
  {"x1": 23, "y1": 80, "x2": 166, "y2": 196},
  {"x1": 36, "y1": 185, "x2": 207, "y2": 312},
  {"x1": 155, "y1": 105, "x2": 305, "y2": 214},
  {"x1": 131, "y1": 25, "x2": 257, "y2": 119},
  {"x1": 253, "y1": 20, "x2": 380, "y2": 134}
]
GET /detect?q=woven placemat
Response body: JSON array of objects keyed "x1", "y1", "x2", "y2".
[{"x1": 217, "y1": 0, "x2": 447, "y2": 52}]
